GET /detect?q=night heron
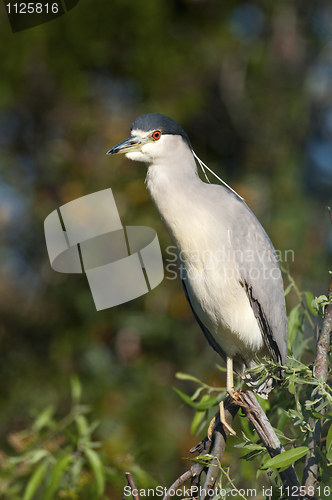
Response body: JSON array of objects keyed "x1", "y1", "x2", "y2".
[{"x1": 107, "y1": 113, "x2": 287, "y2": 403}]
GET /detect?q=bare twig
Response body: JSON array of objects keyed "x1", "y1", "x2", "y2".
[
  {"x1": 218, "y1": 464, "x2": 248, "y2": 500},
  {"x1": 190, "y1": 435, "x2": 213, "y2": 489},
  {"x1": 190, "y1": 437, "x2": 212, "y2": 490},
  {"x1": 313, "y1": 277, "x2": 332, "y2": 381},
  {"x1": 327, "y1": 206, "x2": 332, "y2": 225},
  {"x1": 123, "y1": 472, "x2": 140, "y2": 500},
  {"x1": 302, "y1": 276, "x2": 332, "y2": 494},
  {"x1": 163, "y1": 438, "x2": 212, "y2": 500},
  {"x1": 163, "y1": 470, "x2": 194, "y2": 500},
  {"x1": 200, "y1": 399, "x2": 239, "y2": 499}
]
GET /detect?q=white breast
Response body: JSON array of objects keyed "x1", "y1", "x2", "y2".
[{"x1": 146, "y1": 163, "x2": 265, "y2": 364}]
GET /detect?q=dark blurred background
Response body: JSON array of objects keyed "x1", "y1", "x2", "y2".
[{"x1": 0, "y1": 0, "x2": 331, "y2": 496}]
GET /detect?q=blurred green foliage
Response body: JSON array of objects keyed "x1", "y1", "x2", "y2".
[
  {"x1": 0, "y1": 376, "x2": 156, "y2": 499},
  {"x1": 1, "y1": 274, "x2": 331, "y2": 499},
  {"x1": 0, "y1": 0, "x2": 331, "y2": 498}
]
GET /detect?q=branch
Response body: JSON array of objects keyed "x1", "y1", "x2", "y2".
[
  {"x1": 162, "y1": 401, "x2": 239, "y2": 500},
  {"x1": 163, "y1": 391, "x2": 304, "y2": 500},
  {"x1": 123, "y1": 472, "x2": 140, "y2": 500},
  {"x1": 327, "y1": 206, "x2": 332, "y2": 225},
  {"x1": 313, "y1": 277, "x2": 332, "y2": 381},
  {"x1": 163, "y1": 469, "x2": 194, "y2": 500},
  {"x1": 200, "y1": 401, "x2": 239, "y2": 499},
  {"x1": 190, "y1": 435, "x2": 213, "y2": 490},
  {"x1": 162, "y1": 437, "x2": 212, "y2": 500},
  {"x1": 240, "y1": 391, "x2": 301, "y2": 496},
  {"x1": 302, "y1": 276, "x2": 332, "y2": 494}
]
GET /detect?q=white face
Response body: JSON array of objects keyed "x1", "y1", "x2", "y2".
[
  {"x1": 125, "y1": 129, "x2": 185, "y2": 164},
  {"x1": 125, "y1": 130, "x2": 153, "y2": 163}
]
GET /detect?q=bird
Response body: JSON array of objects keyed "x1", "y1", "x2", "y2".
[{"x1": 107, "y1": 113, "x2": 287, "y2": 402}]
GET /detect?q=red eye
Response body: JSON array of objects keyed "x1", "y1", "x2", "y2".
[{"x1": 152, "y1": 130, "x2": 161, "y2": 140}]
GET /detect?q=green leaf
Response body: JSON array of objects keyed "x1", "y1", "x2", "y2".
[
  {"x1": 292, "y1": 338, "x2": 311, "y2": 360},
  {"x1": 287, "y1": 307, "x2": 300, "y2": 346},
  {"x1": 326, "y1": 423, "x2": 332, "y2": 452},
  {"x1": 184, "y1": 454, "x2": 217, "y2": 467},
  {"x1": 75, "y1": 404, "x2": 92, "y2": 414},
  {"x1": 262, "y1": 447, "x2": 309, "y2": 470},
  {"x1": 239, "y1": 416, "x2": 255, "y2": 442},
  {"x1": 76, "y1": 414, "x2": 89, "y2": 438},
  {"x1": 235, "y1": 443, "x2": 265, "y2": 452},
  {"x1": 294, "y1": 378, "x2": 317, "y2": 385},
  {"x1": 70, "y1": 375, "x2": 82, "y2": 404},
  {"x1": 286, "y1": 409, "x2": 303, "y2": 422},
  {"x1": 276, "y1": 408, "x2": 290, "y2": 432},
  {"x1": 190, "y1": 386, "x2": 204, "y2": 401},
  {"x1": 173, "y1": 387, "x2": 221, "y2": 409},
  {"x1": 273, "y1": 428, "x2": 291, "y2": 442},
  {"x1": 191, "y1": 410, "x2": 207, "y2": 436},
  {"x1": 129, "y1": 464, "x2": 159, "y2": 489},
  {"x1": 304, "y1": 291, "x2": 317, "y2": 316},
  {"x1": 44, "y1": 454, "x2": 72, "y2": 500},
  {"x1": 84, "y1": 447, "x2": 105, "y2": 497},
  {"x1": 32, "y1": 405, "x2": 55, "y2": 432},
  {"x1": 241, "y1": 449, "x2": 265, "y2": 461},
  {"x1": 27, "y1": 449, "x2": 50, "y2": 465},
  {"x1": 311, "y1": 295, "x2": 328, "y2": 308},
  {"x1": 191, "y1": 394, "x2": 210, "y2": 434},
  {"x1": 23, "y1": 460, "x2": 48, "y2": 500},
  {"x1": 305, "y1": 398, "x2": 321, "y2": 410},
  {"x1": 327, "y1": 447, "x2": 332, "y2": 461},
  {"x1": 88, "y1": 420, "x2": 101, "y2": 436},
  {"x1": 311, "y1": 295, "x2": 331, "y2": 316},
  {"x1": 88, "y1": 441, "x2": 102, "y2": 448},
  {"x1": 284, "y1": 283, "x2": 293, "y2": 297},
  {"x1": 176, "y1": 372, "x2": 204, "y2": 384},
  {"x1": 288, "y1": 374, "x2": 296, "y2": 395}
]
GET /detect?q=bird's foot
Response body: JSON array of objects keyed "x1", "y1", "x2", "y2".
[
  {"x1": 226, "y1": 390, "x2": 251, "y2": 414},
  {"x1": 219, "y1": 401, "x2": 237, "y2": 436},
  {"x1": 207, "y1": 402, "x2": 237, "y2": 439},
  {"x1": 226, "y1": 388, "x2": 236, "y2": 400},
  {"x1": 207, "y1": 415, "x2": 217, "y2": 440},
  {"x1": 226, "y1": 388, "x2": 245, "y2": 403}
]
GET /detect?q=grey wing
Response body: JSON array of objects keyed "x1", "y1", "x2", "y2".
[
  {"x1": 180, "y1": 278, "x2": 226, "y2": 363},
  {"x1": 230, "y1": 199, "x2": 287, "y2": 366}
]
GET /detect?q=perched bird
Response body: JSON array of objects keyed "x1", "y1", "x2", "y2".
[{"x1": 107, "y1": 113, "x2": 287, "y2": 400}]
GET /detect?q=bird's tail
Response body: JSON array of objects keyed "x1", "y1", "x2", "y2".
[{"x1": 241, "y1": 372, "x2": 274, "y2": 399}]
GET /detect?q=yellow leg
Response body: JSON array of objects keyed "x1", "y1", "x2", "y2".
[
  {"x1": 208, "y1": 356, "x2": 238, "y2": 439},
  {"x1": 219, "y1": 401, "x2": 237, "y2": 436},
  {"x1": 226, "y1": 356, "x2": 235, "y2": 397},
  {"x1": 207, "y1": 415, "x2": 216, "y2": 440}
]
